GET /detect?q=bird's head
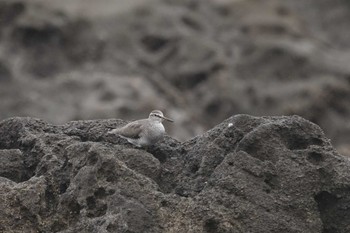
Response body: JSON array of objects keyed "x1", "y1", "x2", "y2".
[{"x1": 149, "y1": 110, "x2": 174, "y2": 123}]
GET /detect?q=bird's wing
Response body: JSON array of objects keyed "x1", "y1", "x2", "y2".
[{"x1": 112, "y1": 120, "x2": 144, "y2": 139}]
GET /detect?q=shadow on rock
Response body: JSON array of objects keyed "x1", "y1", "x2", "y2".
[{"x1": 0, "y1": 115, "x2": 350, "y2": 232}]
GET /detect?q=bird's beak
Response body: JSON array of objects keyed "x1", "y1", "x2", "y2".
[{"x1": 161, "y1": 116, "x2": 174, "y2": 122}]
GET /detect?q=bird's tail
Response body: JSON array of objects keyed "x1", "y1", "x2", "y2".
[{"x1": 107, "y1": 128, "x2": 120, "y2": 135}]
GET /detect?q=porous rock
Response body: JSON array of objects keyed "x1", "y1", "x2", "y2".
[{"x1": 0, "y1": 115, "x2": 350, "y2": 233}]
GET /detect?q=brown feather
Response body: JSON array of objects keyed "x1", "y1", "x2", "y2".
[{"x1": 112, "y1": 120, "x2": 146, "y2": 139}]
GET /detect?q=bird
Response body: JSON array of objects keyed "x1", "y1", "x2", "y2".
[{"x1": 108, "y1": 110, "x2": 174, "y2": 147}]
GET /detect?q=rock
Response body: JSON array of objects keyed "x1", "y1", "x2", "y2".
[
  {"x1": 0, "y1": 0, "x2": 101, "y2": 78},
  {"x1": 0, "y1": 149, "x2": 25, "y2": 182},
  {"x1": 0, "y1": 61, "x2": 12, "y2": 82},
  {"x1": 0, "y1": 115, "x2": 350, "y2": 232}
]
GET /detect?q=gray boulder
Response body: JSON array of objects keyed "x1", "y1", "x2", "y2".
[{"x1": 0, "y1": 115, "x2": 349, "y2": 232}]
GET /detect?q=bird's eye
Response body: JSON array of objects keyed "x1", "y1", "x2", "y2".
[{"x1": 151, "y1": 113, "x2": 162, "y2": 118}]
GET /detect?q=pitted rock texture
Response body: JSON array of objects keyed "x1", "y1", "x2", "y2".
[{"x1": 1, "y1": 115, "x2": 350, "y2": 233}]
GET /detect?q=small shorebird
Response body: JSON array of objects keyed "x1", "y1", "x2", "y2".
[{"x1": 108, "y1": 110, "x2": 174, "y2": 147}]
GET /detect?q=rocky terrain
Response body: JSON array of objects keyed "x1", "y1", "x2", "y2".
[
  {"x1": 0, "y1": 0, "x2": 349, "y2": 156},
  {"x1": 1, "y1": 0, "x2": 350, "y2": 232},
  {"x1": 1, "y1": 115, "x2": 350, "y2": 232}
]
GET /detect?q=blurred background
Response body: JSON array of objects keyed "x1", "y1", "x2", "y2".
[{"x1": 0, "y1": 0, "x2": 350, "y2": 155}]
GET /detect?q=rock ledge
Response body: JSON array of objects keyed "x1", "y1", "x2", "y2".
[{"x1": 0, "y1": 115, "x2": 350, "y2": 233}]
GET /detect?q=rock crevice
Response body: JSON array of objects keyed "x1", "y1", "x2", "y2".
[{"x1": 0, "y1": 115, "x2": 350, "y2": 233}]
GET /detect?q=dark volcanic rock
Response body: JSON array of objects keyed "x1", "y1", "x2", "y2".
[
  {"x1": 0, "y1": 61, "x2": 12, "y2": 82},
  {"x1": 0, "y1": 0, "x2": 101, "y2": 78},
  {"x1": 1, "y1": 115, "x2": 350, "y2": 233}
]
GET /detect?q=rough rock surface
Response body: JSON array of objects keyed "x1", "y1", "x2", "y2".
[{"x1": 1, "y1": 115, "x2": 350, "y2": 233}]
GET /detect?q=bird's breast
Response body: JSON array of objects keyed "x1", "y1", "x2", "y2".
[
  {"x1": 145, "y1": 123, "x2": 165, "y2": 143},
  {"x1": 150, "y1": 123, "x2": 165, "y2": 135}
]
